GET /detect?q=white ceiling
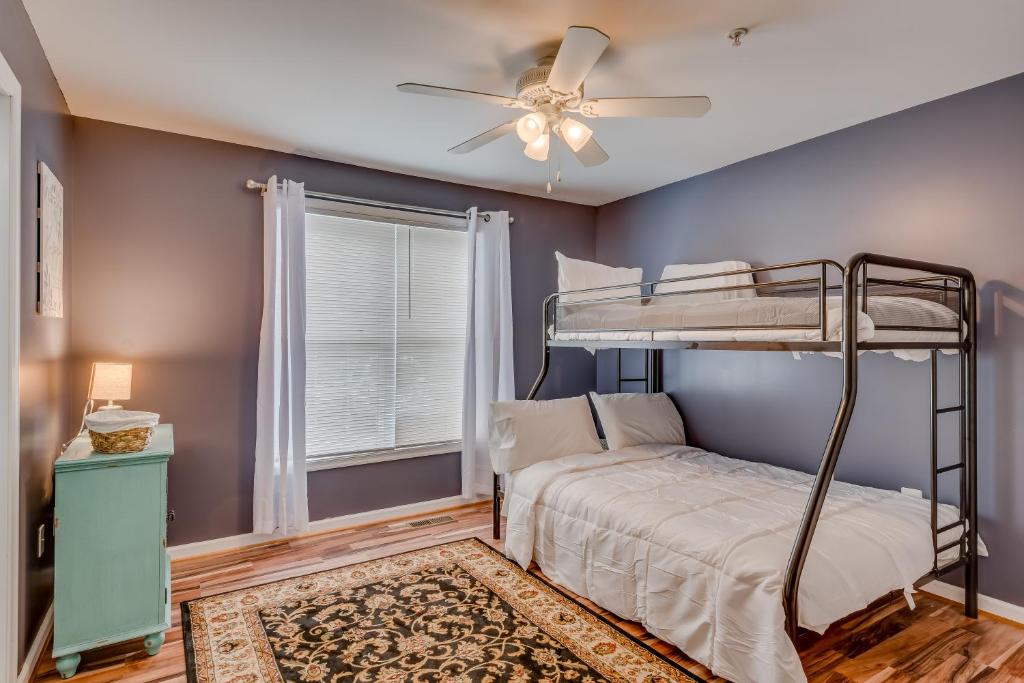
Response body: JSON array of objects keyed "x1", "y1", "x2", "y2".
[{"x1": 25, "y1": 0, "x2": 1024, "y2": 205}]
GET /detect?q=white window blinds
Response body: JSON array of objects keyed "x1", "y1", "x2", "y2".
[{"x1": 304, "y1": 209, "x2": 467, "y2": 464}]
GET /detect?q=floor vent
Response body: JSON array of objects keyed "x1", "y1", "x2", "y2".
[{"x1": 407, "y1": 515, "x2": 455, "y2": 529}]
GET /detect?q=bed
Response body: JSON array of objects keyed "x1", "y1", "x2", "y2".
[
  {"x1": 552, "y1": 294, "x2": 963, "y2": 361},
  {"x1": 503, "y1": 443, "x2": 981, "y2": 683},
  {"x1": 499, "y1": 252, "x2": 981, "y2": 680}
]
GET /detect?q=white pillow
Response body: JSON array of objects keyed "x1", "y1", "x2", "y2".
[
  {"x1": 555, "y1": 251, "x2": 643, "y2": 304},
  {"x1": 488, "y1": 396, "x2": 603, "y2": 474},
  {"x1": 589, "y1": 392, "x2": 686, "y2": 450},
  {"x1": 654, "y1": 260, "x2": 756, "y2": 304}
]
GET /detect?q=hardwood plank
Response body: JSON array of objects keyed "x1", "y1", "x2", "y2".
[
  {"x1": 890, "y1": 627, "x2": 979, "y2": 679},
  {"x1": 29, "y1": 502, "x2": 1023, "y2": 683},
  {"x1": 832, "y1": 603, "x2": 923, "y2": 659}
]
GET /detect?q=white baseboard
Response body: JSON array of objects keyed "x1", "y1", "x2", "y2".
[
  {"x1": 17, "y1": 602, "x2": 52, "y2": 683},
  {"x1": 168, "y1": 495, "x2": 475, "y2": 560},
  {"x1": 919, "y1": 580, "x2": 1024, "y2": 625}
]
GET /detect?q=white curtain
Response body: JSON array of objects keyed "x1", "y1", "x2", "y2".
[
  {"x1": 462, "y1": 209, "x2": 515, "y2": 498},
  {"x1": 254, "y1": 176, "x2": 309, "y2": 535}
]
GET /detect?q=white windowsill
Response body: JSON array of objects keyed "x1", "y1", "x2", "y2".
[{"x1": 306, "y1": 441, "x2": 461, "y2": 472}]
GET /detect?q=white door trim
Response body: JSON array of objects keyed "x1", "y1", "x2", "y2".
[{"x1": 0, "y1": 46, "x2": 22, "y2": 683}]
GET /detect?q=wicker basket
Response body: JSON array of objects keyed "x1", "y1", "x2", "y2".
[
  {"x1": 88, "y1": 426, "x2": 154, "y2": 454},
  {"x1": 85, "y1": 410, "x2": 160, "y2": 454}
]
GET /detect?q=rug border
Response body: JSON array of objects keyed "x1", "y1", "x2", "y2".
[
  {"x1": 181, "y1": 600, "x2": 198, "y2": 683},
  {"x1": 466, "y1": 537, "x2": 707, "y2": 683},
  {"x1": 179, "y1": 535, "x2": 706, "y2": 683}
]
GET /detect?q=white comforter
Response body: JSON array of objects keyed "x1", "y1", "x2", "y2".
[{"x1": 504, "y1": 444, "x2": 980, "y2": 683}]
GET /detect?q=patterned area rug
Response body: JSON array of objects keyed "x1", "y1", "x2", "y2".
[{"x1": 182, "y1": 537, "x2": 702, "y2": 682}]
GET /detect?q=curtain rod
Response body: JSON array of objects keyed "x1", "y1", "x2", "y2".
[{"x1": 244, "y1": 179, "x2": 512, "y2": 223}]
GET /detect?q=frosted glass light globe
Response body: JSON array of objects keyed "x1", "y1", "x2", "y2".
[
  {"x1": 524, "y1": 132, "x2": 550, "y2": 161},
  {"x1": 515, "y1": 112, "x2": 547, "y2": 143},
  {"x1": 560, "y1": 117, "x2": 593, "y2": 152}
]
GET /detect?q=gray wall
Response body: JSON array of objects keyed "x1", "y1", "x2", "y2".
[
  {"x1": 595, "y1": 73, "x2": 1024, "y2": 606},
  {"x1": 0, "y1": 0, "x2": 74, "y2": 666},
  {"x1": 70, "y1": 117, "x2": 597, "y2": 546}
]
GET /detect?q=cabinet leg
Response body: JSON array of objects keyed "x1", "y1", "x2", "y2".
[
  {"x1": 143, "y1": 631, "x2": 165, "y2": 656},
  {"x1": 55, "y1": 653, "x2": 81, "y2": 679}
]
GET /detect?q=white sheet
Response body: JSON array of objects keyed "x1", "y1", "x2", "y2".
[
  {"x1": 655, "y1": 260, "x2": 757, "y2": 303},
  {"x1": 504, "y1": 444, "x2": 984, "y2": 683},
  {"x1": 553, "y1": 295, "x2": 961, "y2": 361}
]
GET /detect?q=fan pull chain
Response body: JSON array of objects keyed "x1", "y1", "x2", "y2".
[
  {"x1": 556, "y1": 139, "x2": 562, "y2": 184},
  {"x1": 546, "y1": 151, "x2": 552, "y2": 194}
]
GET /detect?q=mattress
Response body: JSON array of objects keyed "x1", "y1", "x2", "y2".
[
  {"x1": 552, "y1": 295, "x2": 961, "y2": 361},
  {"x1": 504, "y1": 444, "x2": 983, "y2": 683}
]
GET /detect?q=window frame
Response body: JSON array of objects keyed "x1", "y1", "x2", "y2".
[
  {"x1": 303, "y1": 199, "x2": 468, "y2": 471},
  {"x1": 304, "y1": 440, "x2": 462, "y2": 472}
]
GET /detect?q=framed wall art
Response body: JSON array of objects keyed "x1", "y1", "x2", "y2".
[{"x1": 37, "y1": 160, "x2": 64, "y2": 318}]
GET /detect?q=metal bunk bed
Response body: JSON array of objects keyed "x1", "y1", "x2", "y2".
[{"x1": 492, "y1": 252, "x2": 978, "y2": 642}]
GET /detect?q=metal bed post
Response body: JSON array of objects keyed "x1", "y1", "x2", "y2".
[
  {"x1": 929, "y1": 350, "x2": 939, "y2": 572},
  {"x1": 963, "y1": 273, "x2": 979, "y2": 617},
  {"x1": 492, "y1": 473, "x2": 501, "y2": 540},
  {"x1": 783, "y1": 253, "x2": 864, "y2": 640},
  {"x1": 494, "y1": 294, "x2": 555, "y2": 540},
  {"x1": 527, "y1": 294, "x2": 557, "y2": 402},
  {"x1": 616, "y1": 350, "x2": 622, "y2": 392},
  {"x1": 819, "y1": 262, "x2": 828, "y2": 341},
  {"x1": 649, "y1": 349, "x2": 662, "y2": 393}
]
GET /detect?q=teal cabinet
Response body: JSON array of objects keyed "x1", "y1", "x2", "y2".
[{"x1": 52, "y1": 425, "x2": 173, "y2": 678}]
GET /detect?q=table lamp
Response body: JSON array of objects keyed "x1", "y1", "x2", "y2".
[{"x1": 89, "y1": 362, "x2": 133, "y2": 411}]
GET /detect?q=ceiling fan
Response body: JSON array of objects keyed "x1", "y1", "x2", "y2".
[{"x1": 396, "y1": 26, "x2": 711, "y2": 169}]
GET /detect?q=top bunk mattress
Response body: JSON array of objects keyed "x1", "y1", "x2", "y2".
[{"x1": 552, "y1": 294, "x2": 961, "y2": 358}]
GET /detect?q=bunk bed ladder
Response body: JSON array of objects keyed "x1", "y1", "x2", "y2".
[
  {"x1": 930, "y1": 348, "x2": 969, "y2": 577},
  {"x1": 615, "y1": 349, "x2": 662, "y2": 393}
]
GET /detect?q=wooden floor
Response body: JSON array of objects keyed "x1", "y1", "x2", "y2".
[{"x1": 31, "y1": 502, "x2": 1024, "y2": 682}]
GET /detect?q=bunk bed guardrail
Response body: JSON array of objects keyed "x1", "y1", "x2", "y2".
[{"x1": 498, "y1": 252, "x2": 978, "y2": 645}]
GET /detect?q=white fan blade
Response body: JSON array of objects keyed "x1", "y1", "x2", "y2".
[
  {"x1": 557, "y1": 129, "x2": 609, "y2": 167},
  {"x1": 580, "y1": 96, "x2": 711, "y2": 118},
  {"x1": 546, "y1": 26, "x2": 610, "y2": 94},
  {"x1": 448, "y1": 120, "x2": 518, "y2": 154},
  {"x1": 397, "y1": 83, "x2": 520, "y2": 108}
]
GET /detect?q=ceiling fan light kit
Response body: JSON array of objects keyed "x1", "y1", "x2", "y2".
[
  {"x1": 515, "y1": 111, "x2": 548, "y2": 143},
  {"x1": 559, "y1": 117, "x2": 593, "y2": 152},
  {"x1": 398, "y1": 25, "x2": 712, "y2": 188},
  {"x1": 525, "y1": 132, "x2": 550, "y2": 161}
]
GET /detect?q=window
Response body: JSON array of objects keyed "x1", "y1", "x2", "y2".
[{"x1": 304, "y1": 202, "x2": 468, "y2": 470}]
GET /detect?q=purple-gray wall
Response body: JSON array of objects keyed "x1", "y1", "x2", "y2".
[
  {"x1": 0, "y1": 0, "x2": 74, "y2": 667},
  {"x1": 595, "y1": 72, "x2": 1024, "y2": 606},
  {"x1": 70, "y1": 117, "x2": 597, "y2": 546}
]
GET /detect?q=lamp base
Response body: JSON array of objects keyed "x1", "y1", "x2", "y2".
[{"x1": 97, "y1": 403, "x2": 123, "y2": 411}]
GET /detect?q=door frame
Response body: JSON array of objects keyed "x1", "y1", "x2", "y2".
[{"x1": 0, "y1": 46, "x2": 22, "y2": 683}]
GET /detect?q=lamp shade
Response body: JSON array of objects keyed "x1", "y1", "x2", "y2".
[{"x1": 89, "y1": 362, "x2": 133, "y2": 401}]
